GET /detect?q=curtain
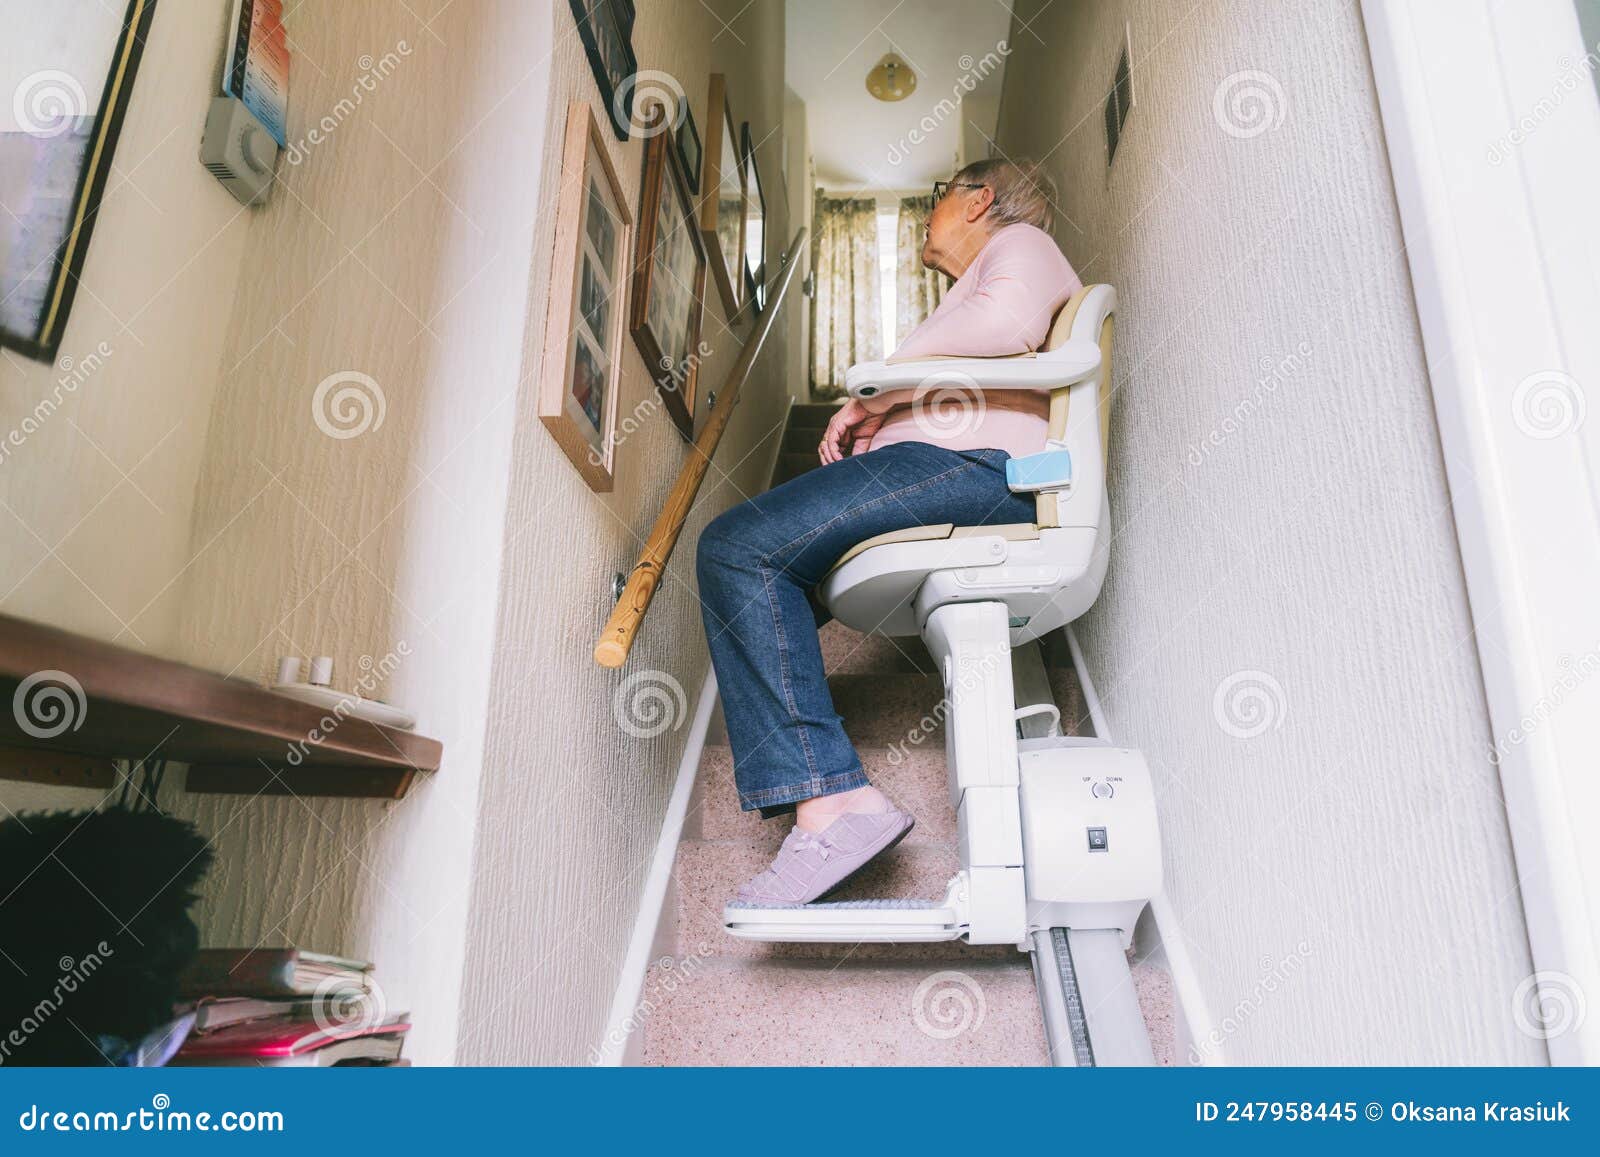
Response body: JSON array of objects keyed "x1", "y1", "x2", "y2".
[
  {"x1": 809, "y1": 189, "x2": 883, "y2": 400},
  {"x1": 895, "y1": 195, "x2": 947, "y2": 347}
]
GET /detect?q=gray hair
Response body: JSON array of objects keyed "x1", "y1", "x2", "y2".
[{"x1": 952, "y1": 157, "x2": 1057, "y2": 233}]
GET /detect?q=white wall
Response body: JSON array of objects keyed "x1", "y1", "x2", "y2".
[
  {"x1": 156, "y1": 0, "x2": 553, "y2": 1066},
  {"x1": 997, "y1": 0, "x2": 1541, "y2": 1063},
  {"x1": 455, "y1": 0, "x2": 794, "y2": 1066},
  {"x1": 1, "y1": 0, "x2": 802, "y2": 1068},
  {"x1": 0, "y1": 2, "x2": 253, "y2": 654}
]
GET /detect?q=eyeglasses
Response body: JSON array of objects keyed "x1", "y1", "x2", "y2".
[{"x1": 932, "y1": 180, "x2": 985, "y2": 204}]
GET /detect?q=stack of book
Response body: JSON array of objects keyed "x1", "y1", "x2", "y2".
[{"x1": 171, "y1": 947, "x2": 410, "y2": 1067}]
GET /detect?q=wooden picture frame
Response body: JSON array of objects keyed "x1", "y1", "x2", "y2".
[
  {"x1": 631, "y1": 112, "x2": 709, "y2": 440},
  {"x1": 538, "y1": 102, "x2": 633, "y2": 492},
  {"x1": 740, "y1": 122, "x2": 768, "y2": 315},
  {"x1": 696, "y1": 74, "x2": 745, "y2": 319},
  {"x1": 0, "y1": 0, "x2": 159, "y2": 361},
  {"x1": 568, "y1": 0, "x2": 636, "y2": 141}
]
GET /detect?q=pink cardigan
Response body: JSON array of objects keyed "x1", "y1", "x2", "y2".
[{"x1": 865, "y1": 222, "x2": 1081, "y2": 459}]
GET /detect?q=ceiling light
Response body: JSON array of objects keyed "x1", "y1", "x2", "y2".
[{"x1": 865, "y1": 53, "x2": 916, "y2": 102}]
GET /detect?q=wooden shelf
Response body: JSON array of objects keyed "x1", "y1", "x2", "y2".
[{"x1": 0, "y1": 615, "x2": 439, "y2": 800}]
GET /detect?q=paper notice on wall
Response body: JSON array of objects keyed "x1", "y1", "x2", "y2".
[{"x1": 222, "y1": 0, "x2": 289, "y2": 147}]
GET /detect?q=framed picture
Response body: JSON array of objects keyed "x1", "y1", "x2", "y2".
[
  {"x1": 0, "y1": 0, "x2": 159, "y2": 361},
  {"x1": 740, "y1": 122, "x2": 768, "y2": 315},
  {"x1": 568, "y1": 0, "x2": 636, "y2": 141},
  {"x1": 676, "y1": 100, "x2": 702, "y2": 195},
  {"x1": 696, "y1": 74, "x2": 745, "y2": 319},
  {"x1": 538, "y1": 102, "x2": 633, "y2": 491},
  {"x1": 631, "y1": 107, "x2": 709, "y2": 441}
]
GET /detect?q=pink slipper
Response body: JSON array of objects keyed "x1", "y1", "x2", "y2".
[{"x1": 733, "y1": 807, "x2": 915, "y2": 905}]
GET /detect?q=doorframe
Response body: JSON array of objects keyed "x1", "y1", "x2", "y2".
[{"x1": 1362, "y1": 0, "x2": 1600, "y2": 1064}]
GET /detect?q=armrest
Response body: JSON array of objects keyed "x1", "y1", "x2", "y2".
[{"x1": 844, "y1": 338, "x2": 1102, "y2": 399}]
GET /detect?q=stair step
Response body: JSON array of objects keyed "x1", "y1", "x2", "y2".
[
  {"x1": 640, "y1": 958, "x2": 1048, "y2": 1066},
  {"x1": 782, "y1": 424, "x2": 829, "y2": 452},
  {"x1": 670, "y1": 839, "x2": 1017, "y2": 962},
  {"x1": 819, "y1": 619, "x2": 935, "y2": 675},
  {"x1": 829, "y1": 672, "x2": 949, "y2": 746},
  {"x1": 791, "y1": 402, "x2": 843, "y2": 426},
  {"x1": 686, "y1": 744, "x2": 956, "y2": 847},
  {"x1": 777, "y1": 451, "x2": 821, "y2": 481}
]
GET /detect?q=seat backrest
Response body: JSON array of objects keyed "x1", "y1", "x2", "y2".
[{"x1": 1036, "y1": 284, "x2": 1115, "y2": 528}]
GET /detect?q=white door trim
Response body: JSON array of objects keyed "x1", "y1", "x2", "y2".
[{"x1": 1362, "y1": 0, "x2": 1600, "y2": 1064}]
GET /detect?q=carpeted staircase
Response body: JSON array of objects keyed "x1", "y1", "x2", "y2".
[{"x1": 637, "y1": 402, "x2": 1177, "y2": 1066}]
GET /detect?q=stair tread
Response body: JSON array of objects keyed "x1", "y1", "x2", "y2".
[
  {"x1": 640, "y1": 957, "x2": 1049, "y2": 1066},
  {"x1": 686, "y1": 744, "x2": 956, "y2": 845}
]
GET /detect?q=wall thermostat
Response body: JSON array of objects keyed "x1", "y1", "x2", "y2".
[{"x1": 199, "y1": 95, "x2": 278, "y2": 206}]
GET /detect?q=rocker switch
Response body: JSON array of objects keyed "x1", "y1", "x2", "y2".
[{"x1": 1087, "y1": 826, "x2": 1109, "y2": 852}]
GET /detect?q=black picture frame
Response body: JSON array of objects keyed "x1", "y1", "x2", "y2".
[
  {"x1": 739, "y1": 122, "x2": 767, "y2": 315},
  {"x1": 676, "y1": 101, "x2": 702, "y2": 195},
  {"x1": 0, "y1": 0, "x2": 159, "y2": 362},
  {"x1": 569, "y1": 0, "x2": 636, "y2": 141}
]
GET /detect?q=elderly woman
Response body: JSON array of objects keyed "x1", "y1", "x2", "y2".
[{"x1": 696, "y1": 157, "x2": 1081, "y2": 905}]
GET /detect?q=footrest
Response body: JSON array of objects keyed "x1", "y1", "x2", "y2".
[
  {"x1": 722, "y1": 897, "x2": 963, "y2": 943},
  {"x1": 723, "y1": 876, "x2": 970, "y2": 943}
]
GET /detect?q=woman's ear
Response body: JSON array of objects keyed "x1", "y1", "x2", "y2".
[{"x1": 965, "y1": 185, "x2": 995, "y2": 224}]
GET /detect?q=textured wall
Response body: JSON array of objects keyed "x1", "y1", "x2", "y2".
[
  {"x1": 996, "y1": 0, "x2": 1540, "y2": 1063},
  {"x1": 454, "y1": 0, "x2": 795, "y2": 1064},
  {"x1": 0, "y1": 3, "x2": 253, "y2": 652},
  {"x1": 162, "y1": 0, "x2": 556, "y2": 1065}
]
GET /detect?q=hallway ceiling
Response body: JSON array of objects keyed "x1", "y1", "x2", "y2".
[{"x1": 786, "y1": 0, "x2": 1013, "y2": 191}]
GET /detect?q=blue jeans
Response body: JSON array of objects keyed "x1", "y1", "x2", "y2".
[{"x1": 695, "y1": 440, "x2": 1037, "y2": 816}]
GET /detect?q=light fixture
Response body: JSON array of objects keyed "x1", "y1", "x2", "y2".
[{"x1": 865, "y1": 53, "x2": 916, "y2": 102}]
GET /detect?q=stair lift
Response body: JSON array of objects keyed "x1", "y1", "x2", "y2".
[{"x1": 722, "y1": 284, "x2": 1164, "y2": 1065}]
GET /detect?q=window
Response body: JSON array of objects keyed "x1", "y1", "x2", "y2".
[{"x1": 875, "y1": 202, "x2": 898, "y2": 350}]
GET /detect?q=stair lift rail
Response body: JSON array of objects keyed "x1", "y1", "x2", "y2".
[
  {"x1": 594, "y1": 227, "x2": 809, "y2": 669},
  {"x1": 719, "y1": 284, "x2": 1165, "y2": 1066}
]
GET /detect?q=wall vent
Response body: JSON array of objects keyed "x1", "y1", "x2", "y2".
[{"x1": 1104, "y1": 27, "x2": 1134, "y2": 166}]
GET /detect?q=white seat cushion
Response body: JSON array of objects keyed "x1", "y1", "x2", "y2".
[{"x1": 825, "y1": 522, "x2": 1040, "y2": 576}]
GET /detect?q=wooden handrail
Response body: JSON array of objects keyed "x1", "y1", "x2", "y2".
[{"x1": 595, "y1": 227, "x2": 808, "y2": 668}]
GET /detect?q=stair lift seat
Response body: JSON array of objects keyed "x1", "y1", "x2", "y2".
[
  {"x1": 724, "y1": 285, "x2": 1161, "y2": 971},
  {"x1": 817, "y1": 284, "x2": 1115, "y2": 642}
]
